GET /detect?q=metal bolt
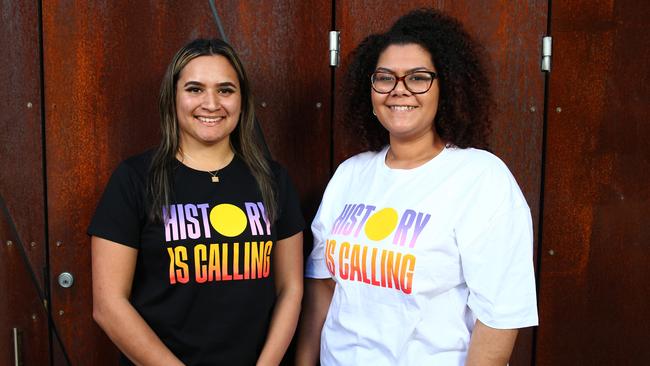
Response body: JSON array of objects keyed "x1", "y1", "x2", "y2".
[
  {"x1": 548, "y1": 249, "x2": 555, "y2": 256},
  {"x1": 6, "y1": 240, "x2": 12, "y2": 246},
  {"x1": 530, "y1": 106, "x2": 536, "y2": 112},
  {"x1": 27, "y1": 102, "x2": 33, "y2": 108},
  {"x1": 260, "y1": 102, "x2": 267, "y2": 108},
  {"x1": 30, "y1": 241, "x2": 37, "y2": 248},
  {"x1": 316, "y1": 102, "x2": 323, "y2": 109},
  {"x1": 31, "y1": 314, "x2": 37, "y2": 320},
  {"x1": 56, "y1": 240, "x2": 63, "y2": 247},
  {"x1": 556, "y1": 107, "x2": 562, "y2": 113},
  {"x1": 58, "y1": 310, "x2": 64, "y2": 316}
]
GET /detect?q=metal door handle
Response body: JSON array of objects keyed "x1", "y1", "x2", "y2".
[{"x1": 57, "y1": 272, "x2": 74, "y2": 288}]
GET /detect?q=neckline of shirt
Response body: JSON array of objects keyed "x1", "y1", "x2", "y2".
[
  {"x1": 378, "y1": 144, "x2": 451, "y2": 175},
  {"x1": 175, "y1": 154, "x2": 239, "y2": 176}
]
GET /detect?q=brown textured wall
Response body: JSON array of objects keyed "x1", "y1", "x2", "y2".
[{"x1": 537, "y1": 0, "x2": 650, "y2": 364}]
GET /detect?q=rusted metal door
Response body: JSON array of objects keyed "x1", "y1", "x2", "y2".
[
  {"x1": 0, "y1": 1, "x2": 53, "y2": 364},
  {"x1": 39, "y1": 1, "x2": 331, "y2": 364},
  {"x1": 536, "y1": 1, "x2": 650, "y2": 364},
  {"x1": 334, "y1": 2, "x2": 548, "y2": 365}
]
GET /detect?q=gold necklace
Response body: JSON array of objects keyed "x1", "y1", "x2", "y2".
[
  {"x1": 179, "y1": 149, "x2": 231, "y2": 183},
  {"x1": 208, "y1": 169, "x2": 220, "y2": 183}
]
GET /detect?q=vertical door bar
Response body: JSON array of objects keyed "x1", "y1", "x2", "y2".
[{"x1": 13, "y1": 328, "x2": 22, "y2": 366}]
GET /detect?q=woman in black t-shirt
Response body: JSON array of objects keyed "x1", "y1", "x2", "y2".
[{"x1": 89, "y1": 38, "x2": 304, "y2": 365}]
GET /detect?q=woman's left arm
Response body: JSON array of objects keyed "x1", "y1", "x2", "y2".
[
  {"x1": 257, "y1": 231, "x2": 304, "y2": 366},
  {"x1": 465, "y1": 319, "x2": 518, "y2": 366}
]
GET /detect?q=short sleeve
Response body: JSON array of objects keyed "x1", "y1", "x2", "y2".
[
  {"x1": 274, "y1": 165, "x2": 305, "y2": 240},
  {"x1": 87, "y1": 162, "x2": 145, "y2": 248},
  {"x1": 305, "y1": 201, "x2": 332, "y2": 279},
  {"x1": 456, "y1": 160, "x2": 539, "y2": 329},
  {"x1": 305, "y1": 161, "x2": 351, "y2": 279}
]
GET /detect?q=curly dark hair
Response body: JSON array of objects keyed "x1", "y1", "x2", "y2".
[{"x1": 344, "y1": 8, "x2": 492, "y2": 151}]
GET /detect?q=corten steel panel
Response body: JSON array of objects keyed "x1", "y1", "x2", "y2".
[
  {"x1": 0, "y1": 220, "x2": 50, "y2": 365},
  {"x1": 42, "y1": 0, "x2": 331, "y2": 364},
  {"x1": 216, "y1": 0, "x2": 333, "y2": 222},
  {"x1": 335, "y1": 1, "x2": 547, "y2": 365},
  {"x1": 537, "y1": 1, "x2": 650, "y2": 365},
  {"x1": 0, "y1": 0, "x2": 47, "y2": 293},
  {"x1": 0, "y1": 1, "x2": 50, "y2": 364}
]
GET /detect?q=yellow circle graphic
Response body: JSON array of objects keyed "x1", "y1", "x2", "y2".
[
  {"x1": 209, "y1": 204, "x2": 247, "y2": 237},
  {"x1": 364, "y1": 207, "x2": 399, "y2": 241}
]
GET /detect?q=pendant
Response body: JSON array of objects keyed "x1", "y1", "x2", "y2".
[{"x1": 211, "y1": 176, "x2": 219, "y2": 183}]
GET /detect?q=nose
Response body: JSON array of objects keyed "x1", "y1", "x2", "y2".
[
  {"x1": 202, "y1": 90, "x2": 221, "y2": 111},
  {"x1": 391, "y1": 77, "x2": 411, "y2": 96}
]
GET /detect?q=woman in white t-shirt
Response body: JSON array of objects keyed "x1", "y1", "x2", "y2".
[{"x1": 296, "y1": 8, "x2": 538, "y2": 366}]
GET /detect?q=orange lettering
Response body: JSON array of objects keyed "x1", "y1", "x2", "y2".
[
  {"x1": 400, "y1": 254, "x2": 416, "y2": 294},
  {"x1": 233, "y1": 243, "x2": 243, "y2": 280},
  {"x1": 221, "y1": 244, "x2": 232, "y2": 280},
  {"x1": 194, "y1": 244, "x2": 208, "y2": 283},
  {"x1": 263, "y1": 241, "x2": 273, "y2": 277},
  {"x1": 339, "y1": 242, "x2": 350, "y2": 279}
]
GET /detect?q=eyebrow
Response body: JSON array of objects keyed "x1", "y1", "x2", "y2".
[
  {"x1": 183, "y1": 80, "x2": 238, "y2": 88},
  {"x1": 375, "y1": 67, "x2": 432, "y2": 73}
]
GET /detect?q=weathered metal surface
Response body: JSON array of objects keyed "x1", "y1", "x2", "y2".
[
  {"x1": 217, "y1": 0, "x2": 333, "y2": 221},
  {"x1": 537, "y1": 0, "x2": 650, "y2": 364},
  {"x1": 0, "y1": 3, "x2": 51, "y2": 366},
  {"x1": 0, "y1": 0, "x2": 50, "y2": 364},
  {"x1": 335, "y1": 1, "x2": 547, "y2": 365},
  {"x1": 42, "y1": 1, "x2": 331, "y2": 364},
  {"x1": 0, "y1": 0, "x2": 47, "y2": 291},
  {"x1": 0, "y1": 223, "x2": 51, "y2": 366}
]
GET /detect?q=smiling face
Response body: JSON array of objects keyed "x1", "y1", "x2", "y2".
[
  {"x1": 175, "y1": 55, "x2": 241, "y2": 151},
  {"x1": 371, "y1": 43, "x2": 440, "y2": 144}
]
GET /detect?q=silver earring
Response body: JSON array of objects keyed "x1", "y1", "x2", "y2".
[{"x1": 372, "y1": 110, "x2": 376, "y2": 116}]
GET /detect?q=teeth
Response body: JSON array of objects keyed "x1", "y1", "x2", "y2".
[
  {"x1": 197, "y1": 116, "x2": 222, "y2": 123},
  {"x1": 390, "y1": 106, "x2": 417, "y2": 111}
]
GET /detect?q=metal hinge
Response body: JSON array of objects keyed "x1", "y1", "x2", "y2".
[
  {"x1": 329, "y1": 31, "x2": 341, "y2": 67},
  {"x1": 541, "y1": 36, "x2": 552, "y2": 72}
]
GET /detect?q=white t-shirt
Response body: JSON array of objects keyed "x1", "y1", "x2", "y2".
[{"x1": 306, "y1": 146, "x2": 539, "y2": 366}]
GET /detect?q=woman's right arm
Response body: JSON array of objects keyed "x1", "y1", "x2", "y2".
[
  {"x1": 91, "y1": 236, "x2": 184, "y2": 366},
  {"x1": 295, "y1": 278, "x2": 336, "y2": 365}
]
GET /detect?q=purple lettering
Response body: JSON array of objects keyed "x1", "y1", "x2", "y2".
[
  {"x1": 176, "y1": 204, "x2": 187, "y2": 240},
  {"x1": 184, "y1": 204, "x2": 200, "y2": 239},
  {"x1": 331, "y1": 204, "x2": 353, "y2": 235},
  {"x1": 163, "y1": 205, "x2": 178, "y2": 242},
  {"x1": 409, "y1": 213, "x2": 431, "y2": 248},
  {"x1": 354, "y1": 205, "x2": 376, "y2": 237},
  {"x1": 245, "y1": 202, "x2": 263, "y2": 235},
  {"x1": 257, "y1": 202, "x2": 271, "y2": 235},
  {"x1": 342, "y1": 204, "x2": 364, "y2": 235},
  {"x1": 197, "y1": 203, "x2": 211, "y2": 239},
  {"x1": 393, "y1": 209, "x2": 416, "y2": 246}
]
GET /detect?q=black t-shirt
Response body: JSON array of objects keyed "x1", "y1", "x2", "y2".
[{"x1": 88, "y1": 150, "x2": 304, "y2": 366}]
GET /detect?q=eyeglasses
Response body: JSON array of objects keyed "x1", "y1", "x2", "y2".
[{"x1": 370, "y1": 70, "x2": 438, "y2": 94}]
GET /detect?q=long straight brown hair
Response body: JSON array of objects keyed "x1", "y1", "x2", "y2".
[{"x1": 148, "y1": 38, "x2": 277, "y2": 223}]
